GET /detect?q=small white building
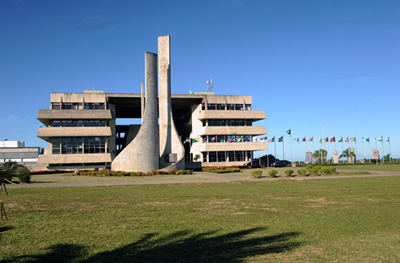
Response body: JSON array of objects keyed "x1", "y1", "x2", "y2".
[{"x1": 0, "y1": 141, "x2": 40, "y2": 164}]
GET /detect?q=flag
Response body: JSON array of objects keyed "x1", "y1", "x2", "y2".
[
  {"x1": 253, "y1": 137, "x2": 259, "y2": 142},
  {"x1": 345, "y1": 137, "x2": 349, "y2": 142},
  {"x1": 210, "y1": 136, "x2": 216, "y2": 142},
  {"x1": 286, "y1": 129, "x2": 291, "y2": 135},
  {"x1": 324, "y1": 137, "x2": 329, "y2": 142},
  {"x1": 308, "y1": 136, "x2": 314, "y2": 142},
  {"x1": 350, "y1": 137, "x2": 356, "y2": 142},
  {"x1": 236, "y1": 137, "x2": 242, "y2": 143},
  {"x1": 219, "y1": 137, "x2": 226, "y2": 143},
  {"x1": 202, "y1": 137, "x2": 208, "y2": 143},
  {"x1": 259, "y1": 136, "x2": 267, "y2": 142},
  {"x1": 184, "y1": 138, "x2": 190, "y2": 144},
  {"x1": 294, "y1": 137, "x2": 299, "y2": 142},
  {"x1": 278, "y1": 136, "x2": 283, "y2": 142},
  {"x1": 378, "y1": 136, "x2": 383, "y2": 142},
  {"x1": 338, "y1": 137, "x2": 343, "y2": 142},
  {"x1": 330, "y1": 137, "x2": 335, "y2": 143},
  {"x1": 229, "y1": 136, "x2": 236, "y2": 143},
  {"x1": 374, "y1": 137, "x2": 377, "y2": 143},
  {"x1": 361, "y1": 137, "x2": 365, "y2": 142},
  {"x1": 319, "y1": 138, "x2": 322, "y2": 143},
  {"x1": 366, "y1": 138, "x2": 369, "y2": 143},
  {"x1": 268, "y1": 137, "x2": 275, "y2": 143},
  {"x1": 191, "y1": 137, "x2": 199, "y2": 143},
  {"x1": 244, "y1": 136, "x2": 251, "y2": 142},
  {"x1": 386, "y1": 137, "x2": 390, "y2": 142},
  {"x1": 302, "y1": 137, "x2": 306, "y2": 142}
]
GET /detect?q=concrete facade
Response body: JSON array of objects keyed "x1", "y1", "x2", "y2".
[{"x1": 35, "y1": 35, "x2": 268, "y2": 171}]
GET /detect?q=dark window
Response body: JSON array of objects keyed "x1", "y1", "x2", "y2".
[
  {"x1": 203, "y1": 152, "x2": 208, "y2": 162},
  {"x1": 51, "y1": 121, "x2": 61, "y2": 127},
  {"x1": 207, "y1": 104, "x2": 216, "y2": 110},
  {"x1": 216, "y1": 104, "x2": 225, "y2": 110},
  {"x1": 235, "y1": 151, "x2": 243, "y2": 161},
  {"x1": 202, "y1": 121, "x2": 206, "y2": 127},
  {"x1": 218, "y1": 151, "x2": 226, "y2": 162},
  {"x1": 247, "y1": 151, "x2": 253, "y2": 161},
  {"x1": 228, "y1": 151, "x2": 235, "y2": 162},
  {"x1": 227, "y1": 104, "x2": 235, "y2": 110},
  {"x1": 208, "y1": 119, "x2": 225, "y2": 126},
  {"x1": 246, "y1": 120, "x2": 252, "y2": 126},
  {"x1": 228, "y1": 136, "x2": 236, "y2": 143},
  {"x1": 84, "y1": 103, "x2": 105, "y2": 110},
  {"x1": 209, "y1": 152, "x2": 217, "y2": 162},
  {"x1": 52, "y1": 138, "x2": 60, "y2": 154},
  {"x1": 202, "y1": 103, "x2": 205, "y2": 110},
  {"x1": 235, "y1": 104, "x2": 244, "y2": 110},
  {"x1": 245, "y1": 104, "x2": 251, "y2": 110},
  {"x1": 208, "y1": 135, "x2": 216, "y2": 143},
  {"x1": 217, "y1": 135, "x2": 226, "y2": 143}
]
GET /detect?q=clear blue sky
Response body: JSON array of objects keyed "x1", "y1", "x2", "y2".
[{"x1": 1, "y1": 0, "x2": 399, "y2": 160}]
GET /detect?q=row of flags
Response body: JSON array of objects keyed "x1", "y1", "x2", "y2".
[{"x1": 260, "y1": 136, "x2": 390, "y2": 143}]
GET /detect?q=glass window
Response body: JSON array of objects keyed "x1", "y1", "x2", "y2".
[
  {"x1": 201, "y1": 103, "x2": 205, "y2": 110},
  {"x1": 246, "y1": 120, "x2": 252, "y2": 126},
  {"x1": 207, "y1": 103, "x2": 216, "y2": 110},
  {"x1": 228, "y1": 151, "x2": 235, "y2": 162},
  {"x1": 247, "y1": 151, "x2": 253, "y2": 161},
  {"x1": 209, "y1": 152, "x2": 217, "y2": 162},
  {"x1": 52, "y1": 138, "x2": 60, "y2": 154},
  {"x1": 216, "y1": 104, "x2": 225, "y2": 110},
  {"x1": 203, "y1": 152, "x2": 208, "y2": 162},
  {"x1": 218, "y1": 151, "x2": 226, "y2": 162},
  {"x1": 208, "y1": 135, "x2": 216, "y2": 143},
  {"x1": 227, "y1": 104, "x2": 235, "y2": 110},
  {"x1": 228, "y1": 136, "x2": 236, "y2": 143},
  {"x1": 236, "y1": 136, "x2": 243, "y2": 143},
  {"x1": 202, "y1": 121, "x2": 206, "y2": 127},
  {"x1": 52, "y1": 103, "x2": 60, "y2": 110},
  {"x1": 235, "y1": 151, "x2": 243, "y2": 161},
  {"x1": 217, "y1": 135, "x2": 226, "y2": 143},
  {"x1": 235, "y1": 104, "x2": 244, "y2": 110},
  {"x1": 245, "y1": 104, "x2": 251, "y2": 110},
  {"x1": 51, "y1": 121, "x2": 61, "y2": 127},
  {"x1": 244, "y1": 136, "x2": 252, "y2": 142}
]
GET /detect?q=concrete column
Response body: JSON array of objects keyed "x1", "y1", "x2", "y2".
[{"x1": 111, "y1": 52, "x2": 159, "y2": 172}]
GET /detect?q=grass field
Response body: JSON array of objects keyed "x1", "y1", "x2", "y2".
[
  {"x1": 336, "y1": 164, "x2": 400, "y2": 172},
  {"x1": 1, "y1": 176, "x2": 400, "y2": 262}
]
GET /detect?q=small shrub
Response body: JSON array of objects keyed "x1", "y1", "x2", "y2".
[
  {"x1": 305, "y1": 164, "x2": 314, "y2": 172},
  {"x1": 284, "y1": 169, "x2": 294, "y2": 177},
  {"x1": 309, "y1": 167, "x2": 320, "y2": 176},
  {"x1": 297, "y1": 169, "x2": 308, "y2": 176},
  {"x1": 268, "y1": 170, "x2": 278, "y2": 178},
  {"x1": 16, "y1": 166, "x2": 31, "y2": 183},
  {"x1": 251, "y1": 170, "x2": 263, "y2": 178},
  {"x1": 321, "y1": 167, "x2": 332, "y2": 175}
]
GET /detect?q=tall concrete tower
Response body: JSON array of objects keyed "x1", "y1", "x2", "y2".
[{"x1": 111, "y1": 52, "x2": 160, "y2": 172}]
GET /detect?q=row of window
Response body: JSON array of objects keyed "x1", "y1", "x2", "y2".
[
  {"x1": 201, "y1": 135, "x2": 253, "y2": 143},
  {"x1": 203, "y1": 119, "x2": 253, "y2": 127},
  {"x1": 202, "y1": 103, "x2": 251, "y2": 111},
  {"x1": 203, "y1": 151, "x2": 253, "y2": 162},
  {"x1": 51, "y1": 120, "x2": 107, "y2": 127},
  {"x1": 52, "y1": 102, "x2": 105, "y2": 110},
  {"x1": 52, "y1": 137, "x2": 106, "y2": 154}
]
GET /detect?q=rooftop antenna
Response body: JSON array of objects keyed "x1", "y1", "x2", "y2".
[{"x1": 206, "y1": 78, "x2": 213, "y2": 92}]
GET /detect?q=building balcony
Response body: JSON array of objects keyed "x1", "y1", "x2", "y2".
[
  {"x1": 198, "y1": 110, "x2": 266, "y2": 120},
  {"x1": 37, "y1": 127, "x2": 112, "y2": 141},
  {"x1": 37, "y1": 109, "x2": 112, "y2": 126},
  {"x1": 199, "y1": 142, "x2": 267, "y2": 152},
  {"x1": 199, "y1": 126, "x2": 267, "y2": 136}
]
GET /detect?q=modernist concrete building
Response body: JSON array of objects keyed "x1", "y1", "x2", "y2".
[
  {"x1": 0, "y1": 141, "x2": 41, "y2": 166},
  {"x1": 36, "y1": 35, "x2": 267, "y2": 171}
]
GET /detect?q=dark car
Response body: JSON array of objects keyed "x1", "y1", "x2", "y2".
[{"x1": 272, "y1": 160, "x2": 291, "y2": 167}]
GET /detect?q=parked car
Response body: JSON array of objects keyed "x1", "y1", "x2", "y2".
[{"x1": 272, "y1": 160, "x2": 291, "y2": 167}]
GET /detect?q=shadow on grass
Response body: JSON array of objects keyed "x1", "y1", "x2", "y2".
[{"x1": 3, "y1": 227, "x2": 301, "y2": 262}]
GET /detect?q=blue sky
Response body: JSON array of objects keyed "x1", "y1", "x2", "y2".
[{"x1": 1, "y1": 0, "x2": 399, "y2": 160}]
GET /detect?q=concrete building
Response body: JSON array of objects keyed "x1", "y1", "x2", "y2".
[
  {"x1": 0, "y1": 141, "x2": 41, "y2": 165},
  {"x1": 35, "y1": 35, "x2": 267, "y2": 171}
]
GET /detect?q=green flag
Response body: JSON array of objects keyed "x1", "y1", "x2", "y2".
[{"x1": 286, "y1": 129, "x2": 291, "y2": 135}]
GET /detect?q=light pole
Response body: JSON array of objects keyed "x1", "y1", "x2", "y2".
[{"x1": 321, "y1": 124, "x2": 325, "y2": 164}]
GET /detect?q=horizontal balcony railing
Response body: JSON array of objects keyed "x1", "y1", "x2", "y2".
[
  {"x1": 199, "y1": 142, "x2": 267, "y2": 152},
  {"x1": 37, "y1": 127, "x2": 112, "y2": 141},
  {"x1": 198, "y1": 110, "x2": 266, "y2": 120},
  {"x1": 199, "y1": 126, "x2": 267, "y2": 136},
  {"x1": 37, "y1": 109, "x2": 112, "y2": 126}
]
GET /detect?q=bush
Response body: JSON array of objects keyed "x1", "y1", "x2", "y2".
[
  {"x1": 268, "y1": 170, "x2": 278, "y2": 178},
  {"x1": 297, "y1": 169, "x2": 308, "y2": 176},
  {"x1": 305, "y1": 164, "x2": 314, "y2": 172},
  {"x1": 16, "y1": 166, "x2": 31, "y2": 183},
  {"x1": 284, "y1": 169, "x2": 294, "y2": 177},
  {"x1": 321, "y1": 167, "x2": 337, "y2": 175},
  {"x1": 309, "y1": 167, "x2": 320, "y2": 176},
  {"x1": 251, "y1": 170, "x2": 263, "y2": 178}
]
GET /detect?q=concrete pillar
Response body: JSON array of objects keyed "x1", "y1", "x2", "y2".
[
  {"x1": 141, "y1": 81, "x2": 145, "y2": 122},
  {"x1": 111, "y1": 52, "x2": 159, "y2": 172}
]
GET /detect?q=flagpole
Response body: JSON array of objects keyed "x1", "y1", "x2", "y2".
[
  {"x1": 355, "y1": 140, "x2": 357, "y2": 163},
  {"x1": 283, "y1": 136, "x2": 285, "y2": 160},
  {"x1": 341, "y1": 139, "x2": 344, "y2": 163},
  {"x1": 362, "y1": 139, "x2": 364, "y2": 162},
  {"x1": 368, "y1": 139, "x2": 371, "y2": 163},
  {"x1": 298, "y1": 140, "x2": 300, "y2": 165},
  {"x1": 382, "y1": 138, "x2": 384, "y2": 164},
  {"x1": 274, "y1": 136, "x2": 277, "y2": 160},
  {"x1": 290, "y1": 133, "x2": 292, "y2": 163},
  {"x1": 388, "y1": 138, "x2": 391, "y2": 163}
]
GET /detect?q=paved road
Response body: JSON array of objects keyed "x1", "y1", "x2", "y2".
[{"x1": 6, "y1": 170, "x2": 400, "y2": 189}]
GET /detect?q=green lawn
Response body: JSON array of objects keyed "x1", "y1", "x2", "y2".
[
  {"x1": 336, "y1": 164, "x2": 400, "y2": 172},
  {"x1": 1, "y1": 176, "x2": 400, "y2": 262}
]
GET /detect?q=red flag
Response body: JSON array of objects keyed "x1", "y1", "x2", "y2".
[
  {"x1": 302, "y1": 137, "x2": 306, "y2": 142},
  {"x1": 345, "y1": 137, "x2": 349, "y2": 142}
]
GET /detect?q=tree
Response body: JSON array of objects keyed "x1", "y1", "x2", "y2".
[
  {"x1": 313, "y1": 149, "x2": 327, "y2": 163},
  {"x1": 383, "y1": 153, "x2": 391, "y2": 163},
  {"x1": 339, "y1": 149, "x2": 356, "y2": 162},
  {"x1": 0, "y1": 164, "x2": 15, "y2": 221}
]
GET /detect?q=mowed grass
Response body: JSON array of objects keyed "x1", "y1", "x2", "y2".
[
  {"x1": 1, "y1": 176, "x2": 400, "y2": 262},
  {"x1": 337, "y1": 164, "x2": 400, "y2": 172}
]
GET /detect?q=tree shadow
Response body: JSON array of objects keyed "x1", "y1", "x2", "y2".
[{"x1": 2, "y1": 227, "x2": 301, "y2": 263}]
